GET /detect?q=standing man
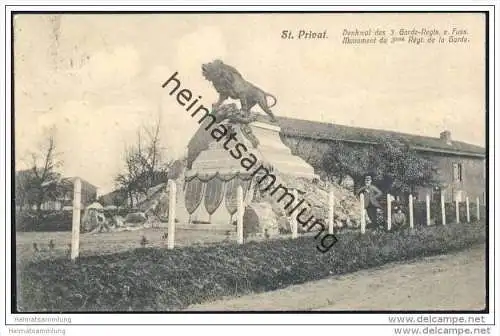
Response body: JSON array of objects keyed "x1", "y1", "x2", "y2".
[{"x1": 357, "y1": 174, "x2": 383, "y2": 228}]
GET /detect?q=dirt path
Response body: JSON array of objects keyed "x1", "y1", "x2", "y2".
[{"x1": 186, "y1": 244, "x2": 486, "y2": 311}]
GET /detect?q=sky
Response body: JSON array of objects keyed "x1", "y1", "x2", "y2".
[{"x1": 13, "y1": 13, "x2": 486, "y2": 194}]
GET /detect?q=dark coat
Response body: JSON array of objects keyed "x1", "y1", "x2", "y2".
[{"x1": 357, "y1": 184, "x2": 383, "y2": 208}]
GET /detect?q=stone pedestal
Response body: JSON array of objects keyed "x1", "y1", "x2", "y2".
[
  {"x1": 249, "y1": 121, "x2": 316, "y2": 179},
  {"x1": 178, "y1": 119, "x2": 318, "y2": 229}
]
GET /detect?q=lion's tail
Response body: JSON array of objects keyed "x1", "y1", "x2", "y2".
[{"x1": 266, "y1": 93, "x2": 278, "y2": 108}]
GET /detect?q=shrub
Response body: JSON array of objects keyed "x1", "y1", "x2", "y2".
[
  {"x1": 17, "y1": 220, "x2": 485, "y2": 312},
  {"x1": 15, "y1": 210, "x2": 82, "y2": 232}
]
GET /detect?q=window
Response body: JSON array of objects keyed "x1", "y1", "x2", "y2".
[{"x1": 452, "y1": 163, "x2": 463, "y2": 182}]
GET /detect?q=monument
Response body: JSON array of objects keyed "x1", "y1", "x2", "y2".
[{"x1": 173, "y1": 60, "x2": 319, "y2": 235}]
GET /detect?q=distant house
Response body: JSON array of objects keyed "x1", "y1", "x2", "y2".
[
  {"x1": 277, "y1": 117, "x2": 486, "y2": 203},
  {"x1": 15, "y1": 170, "x2": 98, "y2": 211},
  {"x1": 54, "y1": 177, "x2": 98, "y2": 211}
]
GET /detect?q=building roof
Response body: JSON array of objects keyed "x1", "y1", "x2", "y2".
[
  {"x1": 15, "y1": 170, "x2": 98, "y2": 188},
  {"x1": 277, "y1": 116, "x2": 486, "y2": 158},
  {"x1": 62, "y1": 176, "x2": 98, "y2": 190}
]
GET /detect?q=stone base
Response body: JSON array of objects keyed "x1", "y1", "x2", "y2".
[
  {"x1": 188, "y1": 121, "x2": 317, "y2": 179},
  {"x1": 180, "y1": 117, "x2": 318, "y2": 228},
  {"x1": 249, "y1": 121, "x2": 317, "y2": 179}
]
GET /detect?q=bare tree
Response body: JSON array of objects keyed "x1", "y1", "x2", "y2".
[
  {"x1": 17, "y1": 128, "x2": 64, "y2": 212},
  {"x1": 115, "y1": 116, "x2": 172, "y2": 207},
  {"x1": 115, "y1": 147, "x2": 136, "y2": 207}
]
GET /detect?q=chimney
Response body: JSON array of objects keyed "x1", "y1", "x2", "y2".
[{"x1": 439, "y1": 130, "x2": 452, "y2": 145}]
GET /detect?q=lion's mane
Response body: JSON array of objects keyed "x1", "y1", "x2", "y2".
[{"x1": 202, "y1": 60, "x2": 243, "y2": 97}]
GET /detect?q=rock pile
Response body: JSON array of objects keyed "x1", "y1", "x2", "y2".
[
  {"x1": 266, "y1": 174, "x2": 362, "y2": 229},
  {"x1": 129, "y1": 172, "x2": 362, "y2": 235}
]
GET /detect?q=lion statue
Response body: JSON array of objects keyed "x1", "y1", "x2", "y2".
[{"x1": 202, "y1": 59, "x2": 278, "y2": 122}]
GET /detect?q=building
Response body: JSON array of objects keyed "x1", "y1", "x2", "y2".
[
  {"x1": 51, "y1": 177, "x2": 98, "y2": 210},
  {"x1": 14, "y1": 171, "x2": 98, "y2": 211},
  {"x1": 277, "y1": 117, "x2": 486, "y2": 203}
]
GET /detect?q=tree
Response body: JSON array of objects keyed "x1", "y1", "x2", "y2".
[
  {"x1": 115, "y1": 145, "x2": 142, "y2": 207},
  {"x1": 115, "y1": 117, "x2": 172, "y2": 207},
  {"x1": 321, "y1": 135, "x2": 439, "y2": 196},
  {"x1": 321, "y1": 141, "x2": 375, "y2": 186},
  {"x1": 17, "y1": 129, "x2": 64, "y2": 212},
  {"x1": 372, "y1": 135, "x2": 439, "y2": 196}
]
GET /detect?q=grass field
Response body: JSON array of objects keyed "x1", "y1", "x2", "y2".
[
  {"x1": 17, "y1": 220, "x2": 486, "y2": 312},
  {"x1": 16, "y1": 227, "x2": 230, "y2": 264},
  {"x1": 16, "y1": 203, "x2": 487, "y2": 265}
]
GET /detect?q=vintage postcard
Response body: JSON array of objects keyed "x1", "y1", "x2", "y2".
[{"x1": 5, "y1": 6, "x2": 496, "y2": 334}]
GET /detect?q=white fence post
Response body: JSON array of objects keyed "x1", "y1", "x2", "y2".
[
  {"x1": 409, "y1": 194, "x2": 414, "y2": 229},
  {"x1": 387, "y1": 194, "x2": 392, "y2": 231},
  {"x1": 291, "y1": 189, "x2": 298, "y2": 239},
  {"x1": 360, "y1": 193, "x2": 366, "y2": 234},
  {"x1": 167, "y1": 180, "x2": 177, "y2": 249},
  {"x1": 455, "y1": 197, "x2": 460, "y2": 224},
  {"x1": 476, "y1": 197, "x2": 480, "y2": 221},
  {"x1": 71, "y1": 178, "x2": 82, "y2": 261},
  {"x1": 328, "y1": 189, "x2": 334, "y2": 234},
  {"x1": 426, "y1": 194, "x2": 431, "y2": 226},
  {"x1": 466, "y1": 197, "x2": 470, "y2": 223},
  {"x1": 441, "y1": 192, "x2": 446, "y2": 226},
  {"x1": 237, "y1": 185, "x2": 244, "y2": 244}
]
